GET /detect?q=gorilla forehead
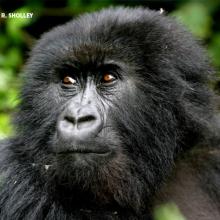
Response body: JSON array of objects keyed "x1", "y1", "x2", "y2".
[
  {"x1": 38, "y1": 7, "x2": 159, "y2": 44},
  {"x1": 31, "y1": 7, "x2": 175, "y2": 66}
]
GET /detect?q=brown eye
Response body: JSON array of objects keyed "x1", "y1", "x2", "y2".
[
  {"x1": 62, "y1": 76, "x2": 76, "y2": 85},
  {"x1": 102, "y1": 73, "x2": 116, "y2": 83}
]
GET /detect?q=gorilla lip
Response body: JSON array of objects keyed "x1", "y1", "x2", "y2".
[{"x1": 56, "y1": 149, "x2": 111, "y2": 155}]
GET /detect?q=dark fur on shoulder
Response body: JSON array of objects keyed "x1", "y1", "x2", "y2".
[{"x1": 0, "y1": 7, "x2": 220, "y2": 220}]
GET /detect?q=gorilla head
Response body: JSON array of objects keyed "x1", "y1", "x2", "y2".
[{"x1": 1, "y1": 7, "x2": 219, "y2": 220}]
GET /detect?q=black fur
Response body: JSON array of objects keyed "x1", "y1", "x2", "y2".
[{"x1": 0, "y1": 7, "x2": 220, "y2": 220}]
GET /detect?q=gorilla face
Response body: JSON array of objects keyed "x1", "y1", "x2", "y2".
[{"x1": 13, "y1": 7, "x2": 213, "y2": 213}]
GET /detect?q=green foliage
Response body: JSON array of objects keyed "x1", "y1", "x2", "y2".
[
  {"x1": 154, "y1": 203, "x2": 186, "y2": 220},
  {"x1": 172, "y1": 2, "x2": 212, "y2": 39},
  {"x1": 0, "y1": 68, "x2": 19, "y2": 137},
  {"x1": 1, "y1": 47, "x2": 22, "y2": 69},
  {"x1": 208, "y1": 33, "x2": 220, "y2": 68},
  {"x1": 0, "y1": 4, "x2": 35, "y2": 138},
  {"x1": 67, "y1": 0, "x2": 113, "y2": 12},
  {"x1": 0, "y1": 113, "x2": 13, "y2": 138}
]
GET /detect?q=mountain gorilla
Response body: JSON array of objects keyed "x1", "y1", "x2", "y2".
[{"x1": 0, "y1": 7, "x2": 220, "y2": 220}]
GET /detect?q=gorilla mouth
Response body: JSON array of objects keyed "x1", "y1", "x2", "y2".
[
  {"x1": 57, "y1": 149, "x2": 111, "y2": 155},
  {"x1": 52, "y1": 136, "x2": 113, "y2": 156}
]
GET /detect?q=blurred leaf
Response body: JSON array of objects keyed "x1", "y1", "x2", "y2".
[
  {"x1": 0, "y1": 68, "x2": 19, "y2": 111},
  {"x1": 0, "y1": 113, "x2": 13, "y2": 138},
  {"x1": 178, "y1": 0, "x2": 220, "y2": 13},
  {"x1": 68, "y1": 0, "x2": 113, "y2": 11},
  {"x1": 0, "y1": 88, "x2": 20, "y2": 110},
  {"x1": 0, "y1": 68, "x2": 14, "y2": 90},
  {"x1": 0, "y1": 54, "x2": 6, "y2": 66},
  {"x1": 68, "y1": 0, "x2": 83, "y2": 8},
  {"x1": 172, "y1": 2, "x2": 212, "y2": 39},
  {"x1": 201, "y1": 0, "x2": 220, "y2": 12},
  {"x1": 26, "y1": 0, "x2": 44, "y2": 8},
  {"x1": 0, "y1": 35, "x2": 8, "y2": 51},
  {"x1": 86, "y1": 1, "x2": 112, "y2": 11},
  {"x1": 2, "y1": 47, "x2": 22, "y2": 69},
  {"x1": 154, "y1": 203, "x2": 186, "y2": 220},
  {"x1": 208, "y1": 33, "x2": 220, "y2": 69}
]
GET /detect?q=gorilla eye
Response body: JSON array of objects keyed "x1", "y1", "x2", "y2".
[
  {"x1": 101, "y1": 73, "x2": 116, "y2": 84},
  {"x1": 62, "y1": 76, "x2": 76, "y2": 85}
]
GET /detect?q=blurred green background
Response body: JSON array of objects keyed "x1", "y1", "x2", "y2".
[
  {"x1": 0, "y1": 1, "x2": 219, "y2": 219},
  {"x1": 0, "y1": 0, "x2": 220, "y2": 138}
]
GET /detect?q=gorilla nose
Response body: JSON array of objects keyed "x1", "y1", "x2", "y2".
[{"x1": 57, "y1": 107, "x2": 103, "y2": 141}]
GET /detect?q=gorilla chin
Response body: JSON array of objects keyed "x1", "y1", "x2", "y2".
[
  {"x1": 48, "y1": 128, "x2": 130, "y2": 193},
  {"x1": 45, "y1": 135, "x2": 139, "y2": 215}
]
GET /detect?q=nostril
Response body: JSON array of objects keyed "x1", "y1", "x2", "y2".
[
  {"x1": 58, "y1": 110, "x2": 102, "y2": 140},
  {"x1": 77, "y1": 115, "x2": 96, "y2": 124},
  {"x1": 64, "y1": 116, "x2": 76, "y2": 124},
  {"x1": 77, "y1": 115, "x2": 97, "y2": 130}
]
